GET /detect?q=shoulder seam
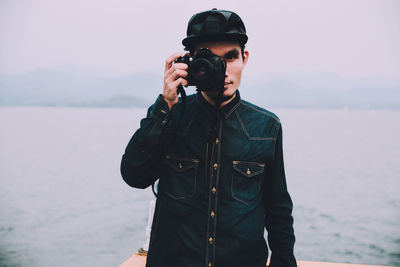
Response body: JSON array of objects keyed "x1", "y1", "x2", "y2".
[{"x1": 240, "y1": 101, "x2": 280, "y2": 122}]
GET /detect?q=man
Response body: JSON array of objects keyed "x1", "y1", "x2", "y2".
[{"x1": 121, "y1": 8, "x2": 297, "y2": 267}]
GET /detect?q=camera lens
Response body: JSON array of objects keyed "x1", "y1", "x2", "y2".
[{"x1": 191, "y1": 59, "x2": 213, "y2": 81}]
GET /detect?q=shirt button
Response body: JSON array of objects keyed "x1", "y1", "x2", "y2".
[
  {"x1": 178, "y1": 163, "x2": 183, "y2": 169},
  {"x1": 210, "y1": 211, "x2": 215, "y2": 218},
  {"x1": 208, "y1": 262, "x2": 212, "y2": 267},
  {"x1": 213, "y1": 163, "x2": 218, "y2": 170},
  {"x1": 211, "y1": 187, "x2": 216, "y2": 194},
  {"x1": 209, "y1": 237, "x2": 213, "y2": 244},
  {"x1": 215, "y1": 138, "x2": 219, "y2": 144}
]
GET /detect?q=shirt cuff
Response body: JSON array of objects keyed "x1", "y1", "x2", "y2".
[{"x1": 151, "y1": 94, "x2": 170, "y2": 122}]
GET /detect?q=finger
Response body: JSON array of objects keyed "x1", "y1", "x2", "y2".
[
  {"x1": 170, "y1": 69, "x2": 188, "y2": 81},
  {"x1": 173, "y1": 62, "x2": 188, "y2": 70},
  {"x1": 171, "y1": 77, "x2": 187, "y2": 89},
  {"x1": 165, "y1": 52, "x2": 185, "y2": 72},
  {"x1": 164, "y1": 63, "x2": 188, "y2": 81}
]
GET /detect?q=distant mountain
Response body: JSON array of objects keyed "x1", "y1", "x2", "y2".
[
  {"x1": 0, "y1": 68, "x2": 399, "y2": 109},
  {"x1": 240, "y1": 72, "x2": 400, "y2": 109},
  {"x1": 0, "y1": 69, "x2": 159, "y2": 107}
]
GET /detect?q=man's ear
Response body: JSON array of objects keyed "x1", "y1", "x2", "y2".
[{"x1": 243, "y1": 50, "x2": 249, "y2": 65}]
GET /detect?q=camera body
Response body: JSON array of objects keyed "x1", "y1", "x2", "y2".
[{"x1": 175, "y1": 48, "x2": 226, "y2": 92}]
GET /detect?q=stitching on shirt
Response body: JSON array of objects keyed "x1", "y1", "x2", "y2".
[
  {"x1": 224, "y1": 100, "x2": 241, "y2": 119},
  {"x1": 235, "y1": 111, "x2": 277, "y2": 141},
  {"x1": 240, "y1": 101, "x2": 280, "y2": 122}
]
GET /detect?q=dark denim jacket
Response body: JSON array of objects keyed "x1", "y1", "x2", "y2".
[{"x1": 121, "y1": 91, "x2": 296, "y2": 267}]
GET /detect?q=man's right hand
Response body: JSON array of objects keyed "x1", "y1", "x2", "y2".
[{"x1": 163, "y1": 52, "x2": 189, "y2": 110}]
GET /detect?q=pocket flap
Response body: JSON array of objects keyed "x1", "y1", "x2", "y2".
[
  {"x1": 233, "y1": 161, "x2": 265, "y2": 178},
  {"x1": 165, "y1": 155, "x2": 200, "y2": 172}
]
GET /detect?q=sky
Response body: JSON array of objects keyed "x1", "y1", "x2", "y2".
[{"x1": 0, "y1": 0, "x2": 400, "y2": 79}]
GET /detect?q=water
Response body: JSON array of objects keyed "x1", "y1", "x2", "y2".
[{"x1": 0, "y1": 107, "x2": 399, "y2": 267}]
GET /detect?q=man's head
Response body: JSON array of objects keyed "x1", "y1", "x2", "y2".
[
  {"x1": 182, "y1": 9, "x2": 249, "y2": 102},
  {"x1": 192, "y1": 41, "x2": 248, "y2": 100}
]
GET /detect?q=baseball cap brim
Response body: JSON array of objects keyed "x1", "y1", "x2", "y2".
[{"x1": 182, "y1": 33, "x2": 248, "y2": 48}]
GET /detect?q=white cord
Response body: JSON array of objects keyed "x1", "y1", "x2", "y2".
[{"x1": 143, "y1": 199, "x2": 155, "y2": 251}]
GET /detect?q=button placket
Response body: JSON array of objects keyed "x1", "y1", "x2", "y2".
[
  {"x1": 207, "y1": 158, "x2": 217, "y2": 266},
  {"x1": 205, "y1": 118, "x2": 222, "y2": 267}
]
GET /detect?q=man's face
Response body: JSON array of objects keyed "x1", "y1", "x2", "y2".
[{"x1": 194, "y1": 41, "x2": 249, "y2": 100}]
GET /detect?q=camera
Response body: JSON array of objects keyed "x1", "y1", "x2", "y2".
[{"x1": 174, "y1": 48, "x2": 226, "y2": 92}]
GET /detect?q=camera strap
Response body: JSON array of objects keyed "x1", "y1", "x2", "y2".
[
  {"x1": 151, "y1": 85, "x2": 186, "y2": 199},
  {"x1": 176, "y1": 85, "x2": 186, "y2": 133}
]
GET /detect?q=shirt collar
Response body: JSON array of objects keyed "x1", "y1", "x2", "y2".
[{"x1": 196, "y1": 90, "x2": 241, "y2": 120}]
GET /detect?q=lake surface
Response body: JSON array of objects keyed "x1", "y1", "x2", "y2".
[{"x1": 0, "y1": 107, "x2": 399, "y2": 267}]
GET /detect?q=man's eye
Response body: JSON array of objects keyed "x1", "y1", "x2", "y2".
[{"x1": 224, "y1": 51, "x2": 239, "y2": 61}]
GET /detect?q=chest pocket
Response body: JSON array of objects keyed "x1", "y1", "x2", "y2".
[
  {"x1": 164, "y1": 155, "x2": 199, "y2": 200},
  {"x1": 231, "y1": 161, "x2": 265, "y2": 204}
]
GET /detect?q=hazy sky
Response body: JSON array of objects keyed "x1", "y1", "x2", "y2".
[{"x1": 1, "y1": 0, "x2": 399, "y2": 79}]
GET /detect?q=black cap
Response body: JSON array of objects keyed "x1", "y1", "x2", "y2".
[{"x1": 182, "y1": 8, "x2": 248, "y2": 49}]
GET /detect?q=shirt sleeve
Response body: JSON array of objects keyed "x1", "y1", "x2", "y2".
[
  {"x1": 263, "y1": 123, "x2": 297, "y2": 267},
  {"x1": 120, "y1": 94, "x2": 171, "y2": 189}
]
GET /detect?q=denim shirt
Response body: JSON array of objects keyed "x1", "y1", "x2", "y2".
[{"x1": 121, "y1": 91, "x2": 296, "y2": 267}]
